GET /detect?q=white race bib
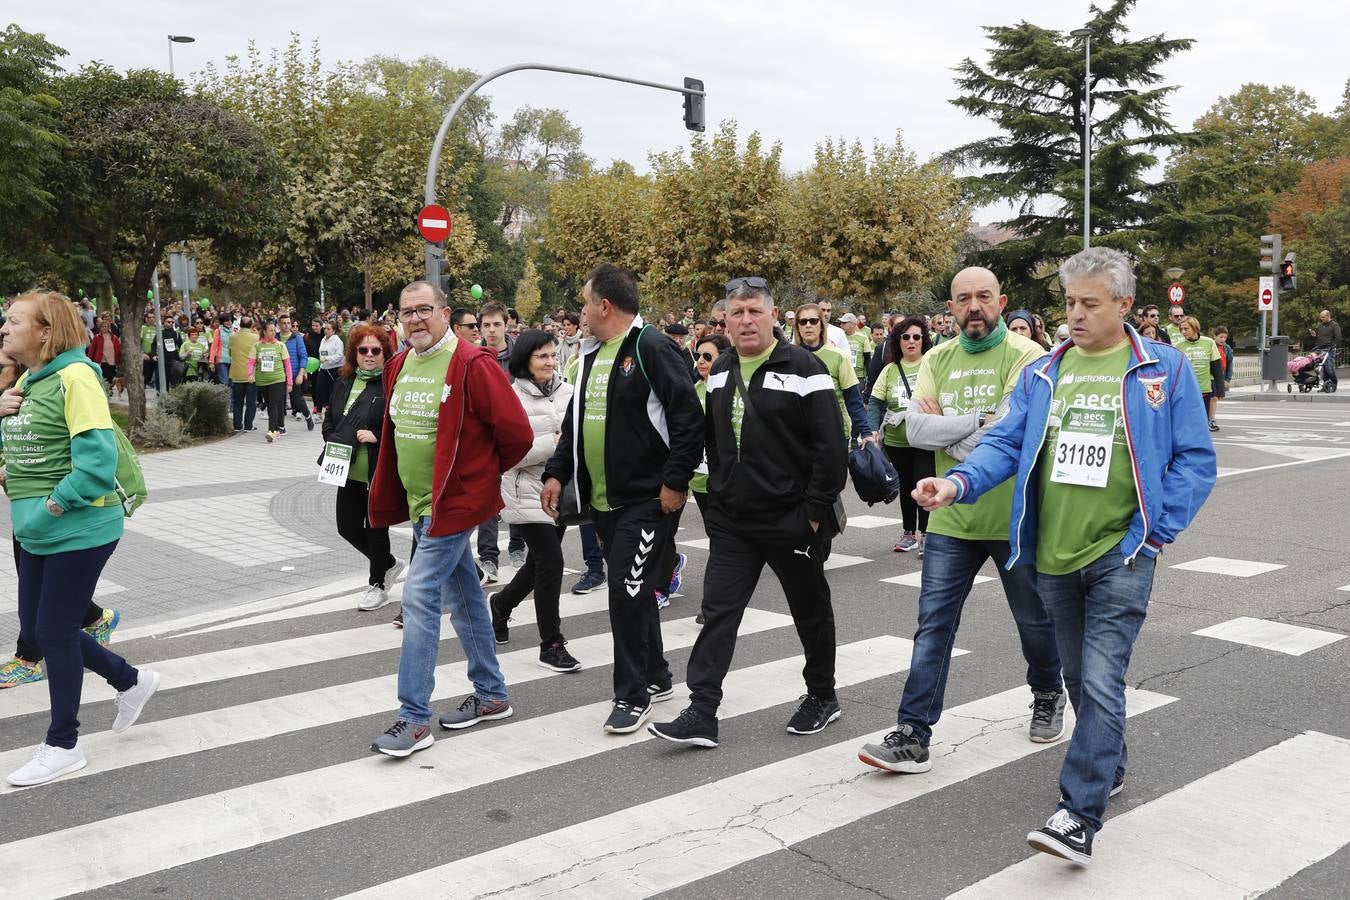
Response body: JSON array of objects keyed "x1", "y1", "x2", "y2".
[
  {"x1": 259, "y1": 356, "x2": 275, "y2": 374},
  {"x1": 163, "y1": 339, "x2": 176, "y2": 352},
  {"x1": 1050, "y1": 407, "x2": 1115, "y2": 488},
  {"x1": 317, "y1": 442, "x2": 352, "y2": 486}
]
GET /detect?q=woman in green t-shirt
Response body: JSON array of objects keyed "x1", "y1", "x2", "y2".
[
  {"x1": 792, "y1": 302, "x2": 873, "y2": 441},
  {"x1": 322, "y1": 324, "x2": 402, "y2": 613},
  {"x1": 178, "y1": 325, "x2": 210, "y2": 381},
  {"x1": 1176, "y1": 315, "x2": 1222, "y2": 432},
  {"x1": 0, "y1": 291, "x2": 159, "y2": 787},
  {"x1": 865, "y1": 316, "x2": 936, "y2": 555},
  {"x1": 248, "y1": 321, "x2": 294, "y2": 442}
]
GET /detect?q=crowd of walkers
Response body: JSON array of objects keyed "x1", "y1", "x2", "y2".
[{"x1": 0, "y1": 248, "x2": 1223, "y2": 870}]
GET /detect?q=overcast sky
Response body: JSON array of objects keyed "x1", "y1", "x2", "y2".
[{"x1": 18, "y1": 1, "x2": 1350, "y2": 223}]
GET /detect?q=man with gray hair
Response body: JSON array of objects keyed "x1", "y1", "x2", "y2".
[
  {"x1": 649, "y1": 276, "x2": 848, "y2": 747},
  {"x1": 910, "y1": 247, "x2": 1216, "y2": 866}
]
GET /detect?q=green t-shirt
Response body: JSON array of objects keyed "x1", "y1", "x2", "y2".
[
  {"x1": 389, "y1": 341, "x2": 453, "y2": 520},
  {"x1": 1165, "y1": 323, "x2": 1183, "y2": 344},
  {"x1": 582, "y1": 334, "x2": 625, "y2": 512},
  {"x1": 847, "y1": 331, "x2": 872, "y2": 380},
  {"x1": 343, "y1": 374, "x2": 380, "y2": 484},
  {"x1": 140, "y1": 324, "x2": 157, "y2": 355},
  {"x1": 181, "y1": 335, "x2": 208, "y2": 375},
  {"x1": 812, "y1": 344, "x2": 858, "y2": 439},
  {"x1": 916, "y1": 332, "x2": 1046, "y2": 541},
  {"x1": 250, "y1": 340, "x2": 290, "y2": 386},
  {"x1": 733, "y1": 342, "x2": 776, "y2": 447},
  {"x1": 870, "y1": 359, "x2": 923, "y2": 448},
  {"x1": 691, "y1": 379, "x2": 710, "y2": 494},
  {"x1": 1175, "y1": 336, "x2": 1220, "y2": 393},
  {"x1": 1036, "y1": 341, "x2": 1137, "y2": 575}
]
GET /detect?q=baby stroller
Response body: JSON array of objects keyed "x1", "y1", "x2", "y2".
[{"x1": 1287, "y1": 350, "x2": 1329, "y2": 393}]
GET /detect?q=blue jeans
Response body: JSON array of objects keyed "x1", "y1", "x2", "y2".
[
  {"x1": 896, "y1": 533, "x2": 1062, "y2": 744},
  {"x1": 214, "y1": 362, "x2": 231, "y2": 386},
  {"x1": 396, "y1": 518, "x2": 507, "y2": 725},
  {"x1": 579, "y1": 522, "x2": 605, "y2": 576},
  {"x1": 230, "y1": 381, "x2": 257, "y2": 430},
  {"x1": 1039, "y1": 551, "x2": 1155, "y2": 832}
]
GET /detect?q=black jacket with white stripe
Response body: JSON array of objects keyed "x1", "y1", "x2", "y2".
[{"x1": 705, "y1": 340, "x2": 848, "y2": 528}]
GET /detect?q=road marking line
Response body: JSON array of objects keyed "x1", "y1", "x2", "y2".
[
  {"x1": 0, "y1": 610, "x2": 793, "y2": 787},
  {"x1": 948, "y1": 731, "x2": 1350, "y2": 899},
  {"x1": 1216, "y1": 453, "x2": 1350, "y2": 478},
  {"x1": 824, "y1": 554, "x2": 871, "y2": 571},
  {"x1": 842, "y1": 514, "x2": 905, "y2": 529},
  {"x1": 337, "y1": 687, "x2": 1175, "y2": 899},
  {"x1": 676, "y1": 537, "x2": 711, "y2": 550},
  {"x1": 882, "y1": 572, "x2": 994, "y2": 588},
  {"x1": 0, "y1": 594, "x2": 614, "y2": 722},
  {"x1": 1169, "y1": 557, "x2": 1285, "y2": 577},
  {"x1": 1192, "y1": 616, "x2": 1345, "y2": 656},
  {"x1": 2, "y1": 636, "x2": 923, "y2": 900}
]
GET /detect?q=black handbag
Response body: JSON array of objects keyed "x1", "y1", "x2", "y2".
[
  {"x1": 557, "y1": 478, "x2": 591, "y2": 526},
  {"x1": 848, "y1": 440, "x2": 901, "y2": 505}
]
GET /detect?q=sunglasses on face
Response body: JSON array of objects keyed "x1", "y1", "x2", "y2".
[
  {"x1": 696, "y1": 351, "x2": 717, "y2": 362},
  {"x1": 900, "y1": 333, "x2": 923, "y2": 341},
  {"x1": 356, "y1": 346, "x2": 384, "y2": 356},
  {"x1": 725, "y1": 276, "x2": 769, "y2": 295},
  {"x1": 797, "y1": 317, "x2": 821, "y2": 326},
  {"x1": 457, "y1": 322, "x2": 480, "y2": 330}
]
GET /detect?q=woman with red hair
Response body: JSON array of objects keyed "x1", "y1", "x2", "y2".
[{"x1": 321, "y1": 323, "x2": 404, "y2": 612}]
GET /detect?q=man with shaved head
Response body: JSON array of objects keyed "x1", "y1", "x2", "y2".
[{"x1": 859, "y1": 266, "x2": 1065, "y2": 774}]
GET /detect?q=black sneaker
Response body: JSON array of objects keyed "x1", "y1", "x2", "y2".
[
  {"x1": 1027, "y1": 809, "x2": 1094, "y2": 866},
  {"x1": 647, "y1": 681, "x2": 675, "y2": 702},
  {"x1": 393, "y1": 609, "x2": 403, "y2": 629},
  {"x1": 1029, "y1": 690, "x2": 1067, "y2": 743},
  {"x1": 603, "y1": 700, "x2": 651, "y2": 734},
  {"x1": 306, "y1": 416, "x2": 316, "y2": 431},
  {"x1": 648, "y1": 706, "x2": 719, "y2": 748},
  {"x1": 858, "y1": 724, "x2": 931, "y2": 773},
  {"x1": 695, "y1": 613, "x2": 705, "y2": 625},
  {"x1": 785, "y1": 694, "x2": 842, "y2": 735},
  {"x1": 538, "y1": 641, "x2": 582, "y2": 673},
  {"x1": 570, "y1": 571, "x2": 605, "y2": 594},
  {"x1": 488, "y1": 592, "x2": 509, "y2": 645}
]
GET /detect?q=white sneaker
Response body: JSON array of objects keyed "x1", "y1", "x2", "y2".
[
  {"x1": 358, "y1": 584, "x2": 391, "y2": 612},
  {"x1": 111, "y1": 670, "x2": 161, "y2": 733},
  {"x1": 7, "y1": 741, "x2": 87, "y2": 786},
  {"x1": 382, "y1": 559, "x2": 407, "y2": 587}
]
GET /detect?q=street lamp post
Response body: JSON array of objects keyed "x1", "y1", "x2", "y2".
[
  {"x1": 167, "y1": 34, "x2": 195, "y2": 78},
  {"x1": 1071, "y1": 27, "x2": 1092, "y2": 249}
]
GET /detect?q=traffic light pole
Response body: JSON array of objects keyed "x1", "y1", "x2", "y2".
[{"x1": 421, "y1": 63, "x2": 706, "y2": 287}]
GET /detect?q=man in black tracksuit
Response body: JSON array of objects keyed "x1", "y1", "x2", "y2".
[
  {"x1": 542, "y1": 264, "x2": 703, "y2": 735},
  {"x1": 650, "y1": 277, "x2": 848, "y2": 748}
]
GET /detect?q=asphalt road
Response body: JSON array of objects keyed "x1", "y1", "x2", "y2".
[{"x1": 2, "y1": 401, "x2": 1347, "y2": 899}]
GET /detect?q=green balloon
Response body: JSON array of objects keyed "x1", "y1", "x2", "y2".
[
  {"x1": 470, "y1": 284, "x2": 483, "y2": 300},
  {"x1": 306, "y1": 357, "x2": 320, "y2": 375},
  {"x1": 198, "y1": 298, "x2": 210, "y2": 309},
  {"x1": 146, "y1": 290, "x2": 153, "y2": 300}
]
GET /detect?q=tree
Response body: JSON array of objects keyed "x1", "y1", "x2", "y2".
[
  {"x1": 44, "y1": 64, "x2": 282, "y2": 428},
  {"x1": 542, "y1": 160, "x2": 652, "y2": 280},
  {"x1": 945, "y1": 0, "x2": 1195, "y2": 310},
  {"x1": 0, "y1": 25, "x2": 66, "y2": 292},
  {"x1": 780, "y1": 134, "x2": 968, "y2": 319},
  {"x1": 644, "y1": 122, "x2": 787, "y2": 310},
  {"x1": 513, "y1": 255, "x2": 542, "y2": 323},
  {"x1": 490, "y1": 105, "x2": 588, "y2": 233}
]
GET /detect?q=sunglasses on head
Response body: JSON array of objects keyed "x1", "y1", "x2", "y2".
[
  {"x1": 356, "y1": 346, "x2": 384, "y2": 356},
  {"x1": 725, "y1": 276, "x2": 769, "y2": 295},
  {"x1": 696, "y1": 351, "x2": 717, "y2": 362}
]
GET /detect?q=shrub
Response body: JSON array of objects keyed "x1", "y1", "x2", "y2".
[
  {"x1": 134, "y1": 409, "x2": 190, "y2": 449},
  {"x1": 161, "y1": 382, "x2": 233, "y2": 438}
]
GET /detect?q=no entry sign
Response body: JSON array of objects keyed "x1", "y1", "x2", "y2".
[
  {"x1": 417, "y1": 204, "x2": 451, "y2": 243},
  {"x1": 1258, "y1": 276, "x2": 1275, "y2": 311}
]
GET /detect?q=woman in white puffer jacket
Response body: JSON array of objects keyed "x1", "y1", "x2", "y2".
[{"x1": 489, "y1": 330, "x2": 582, "y2": 673}]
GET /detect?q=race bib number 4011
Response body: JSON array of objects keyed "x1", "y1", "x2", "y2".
[{"x1": 1050, "y1": 407, "x2": 1115, "y2": 488}]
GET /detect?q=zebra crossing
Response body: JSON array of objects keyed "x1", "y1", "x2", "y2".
[{"x1": 2, "y1": 541, "x2": 1348, "y2": 898}]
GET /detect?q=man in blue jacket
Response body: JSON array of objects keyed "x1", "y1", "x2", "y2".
[
  {"x1": 913, "y1": 247, "x2": 1216, "y2": 868},
  {"x1": 278, "y1": 312, "x2": 313, "y2": 431}
]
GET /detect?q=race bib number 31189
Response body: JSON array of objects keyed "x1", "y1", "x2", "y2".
[{"x1": 1050, "y1": 407, "x2": 1115, "y2": 488}]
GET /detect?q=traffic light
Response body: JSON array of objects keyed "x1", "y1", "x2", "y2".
[
  {"x1": 683, "y1": 77, "x2": 705, "y2": 132},
  {"x1": 1279, "y1": 253, "x2": 1297, "y2": 291},
  {"x1": 432, "y1": 251, "x2": 451, "y2": 296},
  {"x1": 1259, "y1": 233, "x2": 1282, "y2": 275}
]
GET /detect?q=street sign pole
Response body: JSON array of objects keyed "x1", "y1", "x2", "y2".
[
  {"x1": 420, "y1": 63, "x2": 706, "y2": 286},
  {"x1": 152, "y1": 270, "x2": 168, "y2": 405}
]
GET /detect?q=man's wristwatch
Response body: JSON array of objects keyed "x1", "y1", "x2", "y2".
[{"x1": 977, "y1": 413, "x2": 988, "y2": 429}]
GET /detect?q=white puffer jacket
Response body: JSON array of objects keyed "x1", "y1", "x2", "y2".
[{"x1": 500, "y1": 375, "x2": 575, "y2": 525}]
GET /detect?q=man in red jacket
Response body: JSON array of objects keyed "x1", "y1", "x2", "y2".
[{"x1": 367, "y1": 280, "x2": 533, "y2": 758}]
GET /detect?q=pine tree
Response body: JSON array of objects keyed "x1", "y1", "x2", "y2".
[{"x1": 946, "y1": 0, "x2": 1194, "y2": 309}]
